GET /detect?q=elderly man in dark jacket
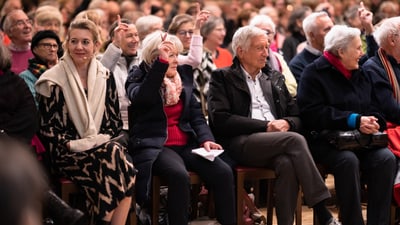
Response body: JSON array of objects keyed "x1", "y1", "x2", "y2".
[
  {"x1": 207, "y1": 25, "x2": 340, "y2": 225},
  {"x1": 362, "y1": 16, "x2": 400, "y2": 207}
]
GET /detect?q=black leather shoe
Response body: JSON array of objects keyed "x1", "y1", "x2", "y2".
[{"x1": 43, "y1": 190, "x2": 87, "y2": 225}]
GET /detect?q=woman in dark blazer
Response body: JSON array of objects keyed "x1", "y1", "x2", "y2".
[
  {"x1": 125, "y1": 31, "x2": 236, "y2": 225},
  {"x1": 297, "y1": 25, "x2": 396, "y2": 225}
]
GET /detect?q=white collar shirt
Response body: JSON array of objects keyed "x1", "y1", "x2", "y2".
[{"x1": 241, "y1": 67, "x2": 276, "y2": 121}]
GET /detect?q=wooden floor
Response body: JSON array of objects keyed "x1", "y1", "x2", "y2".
[{"x1": 190, "y1": 175, "x2": 368, "y2": 225}]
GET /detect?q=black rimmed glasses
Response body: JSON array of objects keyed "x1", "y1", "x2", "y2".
[{"x1": 38, "y1": 43, "x2": 59, "y2": 50}]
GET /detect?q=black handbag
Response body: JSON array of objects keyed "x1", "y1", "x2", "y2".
[{"x1": 320, "y1": 130, "x2": 388, "y2": 150}]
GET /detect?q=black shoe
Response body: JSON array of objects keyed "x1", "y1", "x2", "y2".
[{"x1": 43, "y1": 190, "x2": 87, "y2": 225}]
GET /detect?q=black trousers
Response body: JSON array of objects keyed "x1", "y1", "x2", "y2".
[
  {"x1": 152, "y1": 144, "x2": 236, "y2": 225},
  {"x1": 229, "y1": 131, "x2": 331, "y2": 225},
  {"x1": 311, "y1": 142, "x2": 396, "y2": 225}
]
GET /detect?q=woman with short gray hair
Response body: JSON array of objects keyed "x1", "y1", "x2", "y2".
[
  {"x1": 298, "y1": 25, "x2": 396, "y2": 225},
  {"x1": 324, "y1": 25, "x2": 361, "y2": 56}
]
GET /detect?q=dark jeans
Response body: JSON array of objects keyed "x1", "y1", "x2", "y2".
[{"x1": 152, "y1": 144, "x2": 236, "y2": 225}]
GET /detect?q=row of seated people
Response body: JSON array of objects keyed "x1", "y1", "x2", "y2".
[{"x1": 2, "y1": 6, "x2": 400, "y2": 225}]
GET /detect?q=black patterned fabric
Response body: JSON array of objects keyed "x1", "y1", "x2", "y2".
[
  {"x1": 37, "y1": 74, "x2": 135, "y2": 221},
  {"x1": 192, "y1": 51, "x2": 216, "y2": 116}
]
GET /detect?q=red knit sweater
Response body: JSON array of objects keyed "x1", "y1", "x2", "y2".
[{"x1": 164, "y1": 100, "x2": 189, "y2": 146}]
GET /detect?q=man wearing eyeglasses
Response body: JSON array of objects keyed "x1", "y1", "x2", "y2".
[
  {"x1": 249, "y1": 14, "x2": 298, "y2": 98},
  {"x1": 2, "y1": 9, "x2": 33, "y2": 74}
]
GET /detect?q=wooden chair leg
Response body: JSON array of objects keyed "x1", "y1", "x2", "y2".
[
  {"x1": 391, "y1": 203, "x2": 397, "y2": 225},
  {"x1": 295, "y1": 188, "x2": 302, "y2": 225}
]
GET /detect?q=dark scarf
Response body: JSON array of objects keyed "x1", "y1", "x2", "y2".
[
  {"x1": 323, "y1": 51, "x2": 352, "y2": 80},
  {"x1": 27, "y1": 58, "x2": 48, "y2": 79}
]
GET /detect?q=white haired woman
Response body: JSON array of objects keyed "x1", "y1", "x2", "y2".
[
  {"x1": 297, "y1": 25, "x2": 396, "y2": 225},
  {"x1": 126, "y1": 30, "x2": 236, "y2": 225}
]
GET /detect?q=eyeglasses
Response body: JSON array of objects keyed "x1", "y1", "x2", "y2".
[
  {"x1": 38, "y1": 43, "x2": 59, "y2": 50},
  {"x1": 177, "y1": 30, "x2": 194, "y2": 36},
  {"x1": 265, "y1": 30, "x2": 275, "y2": 36},
  {"x1": 13, "y1": 19, "x2": 33, "y2": 27}
]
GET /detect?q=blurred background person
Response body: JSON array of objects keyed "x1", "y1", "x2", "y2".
[
  {"x1": 201, "y1": 16, "x2": 232, "y2": 69},
  {"x1": 135, "y1": 15, "x2": 164, "y2": 42},
  {"x1": 168, "y1": 7, "x2": 211, "y2": 116},
  {"x1": 281, "y1": 6, "x2": 312, "y2": 63},
  {"x1": 0, "y1": 135, "x2": 47, "y2": 225},
  {"x1": 19, "y1": 30, "x2": 61, "y2": 107},
  {"x1": 101, "y1": 18, "x2": 140, "y2": 147},
  {"x1": 33, "y1": 5, "x2": 64, "y2": 40},
  {"x1": 2, "y1": 9, "x2": 33, "y2": 74},
  {"x1": 250, "y1": 14, "x2": 297, "y2": 97},
  {"x1": 289, "y1": 11, "x2": 333, "y2": 83}
]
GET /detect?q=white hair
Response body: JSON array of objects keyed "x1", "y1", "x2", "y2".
[
  {"x1": 231, "y1": 26, "x2": 266, "y2": 56},
  {"x1": 141, "y1": 30, "x2": 183, "y2": 65},
  {"x1": 324, "y1": 25, "x2": 360, "y2": 55},
  {"x1": 302, "y1": 11, "x2": 329, "y2": 42},
  {"x1": 249, "y1": 14, "x2": 276, "y2": 33},
  {"x1": 373, "y1": 16, "x2": 400, "y2": 47}
]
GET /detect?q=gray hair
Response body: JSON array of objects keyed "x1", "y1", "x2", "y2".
[
  {"x1": 231, "y1": 25, "x2": 266, "y2": 56},
  {"x1": 200, "y1": 16, "x2": 225, "y2": 40},
  {"x1": 140, "y1": 30, "x2": 183, "y2": 65},
  {"x1": 373, "y1": 16, "x2": 400, "y2": 47},
  {"x1": 303, "y1": 11, "x2": 329, "y2": 42},
  {"x1": 135, "y1": 15, "x2": 163, "y2": 41},
  {"x1": 0, "y1": 42, "x2": 11, "y2": 71},
  {"x1": 3, "y1": 9, "x2": 25, "y2": 34},
  {"x1": 324, "y1": 25, "x2": 360, "y2": 56},
  {"x1": 249, "y1": 14, "x2": 276, "y2": 33}
]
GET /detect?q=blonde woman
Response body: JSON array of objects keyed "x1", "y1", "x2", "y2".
[{"x1": 36, "y1": 19, "x2": 136, "y2": 225}]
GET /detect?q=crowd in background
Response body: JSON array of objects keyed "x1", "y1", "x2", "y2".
[{"x1": 2, "y1": 0, "x2": 400, "y2": 225}]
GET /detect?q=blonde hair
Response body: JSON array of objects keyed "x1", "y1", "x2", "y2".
[
  {"x1": 34, "y1": 5, "x2": 62, "y2": 26},
  {"x1": 64, "y1": 19, "x2": 101, "y2": 54}
]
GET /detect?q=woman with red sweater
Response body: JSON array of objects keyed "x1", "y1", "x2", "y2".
[{"x1": 126, "y1": 31, "x2": 236, "y2": 225}]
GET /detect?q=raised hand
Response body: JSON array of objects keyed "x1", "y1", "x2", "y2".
[
  {"x1": 194, "y1": 3, "x2": 210, "y2": 32},
  {"x1": 112, "y1": 15, "x2": 129, "y2": 48},
  {"x1": 158, "y1": 33, "x2": 174, "y2": 62},
  {"x1": 358, "y1": 2, "x2": 374, "y2": 34}
]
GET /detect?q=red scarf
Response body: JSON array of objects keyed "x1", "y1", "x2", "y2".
[
  {"x1": 0, "y1": 70, "x2": 4, "y2": 76},
  {"x1": 323, "y1": 51, "x2": 352, "y2": 80}
]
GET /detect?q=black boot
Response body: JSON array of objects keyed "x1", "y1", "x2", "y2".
[{"x1": 43, "y1": 190, "x2": 87, "y2": 225}]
